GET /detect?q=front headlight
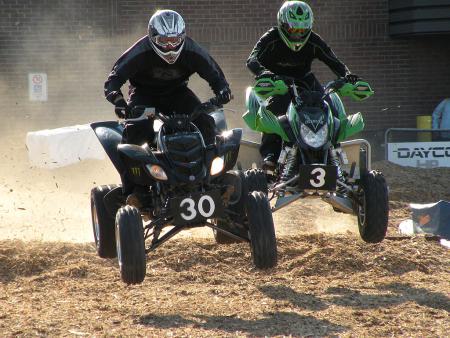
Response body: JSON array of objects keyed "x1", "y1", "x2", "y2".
[
  {"x1": 210, "y1": 156, "x2": 225, "y2": 176},
  {"x1": 300, "y1": 124, "x2": 328, "y2": 148},
  {"x1": 145, "y1": 164, "x2": 168, "y2": 181}
]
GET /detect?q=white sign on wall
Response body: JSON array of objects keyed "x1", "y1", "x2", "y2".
[
  {"x1": 388, "y1": 141, "x2": 450, "y2": 168},
  {"x1": 28, "y1": 73, "x2": 48, "y2": 102}
]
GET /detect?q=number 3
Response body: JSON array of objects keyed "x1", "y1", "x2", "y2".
[
  {"x1": 310, "y1": 168, "x2": 326, "y2": 188},
  {"x1": 180, "y1": 198, "x2": 197, "y2": 221}
]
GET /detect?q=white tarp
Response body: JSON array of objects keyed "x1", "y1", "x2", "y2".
[
  {"x1": 26, "y1": 124, "x2": 105, "y2": 169},
  {"x1": 387, "y1": 141, "x2": 450, "y2": 168}
]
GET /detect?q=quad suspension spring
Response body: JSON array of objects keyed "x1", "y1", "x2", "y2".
[{"x1": 281, "y1": 146, "x2": 299, "y2": 181}]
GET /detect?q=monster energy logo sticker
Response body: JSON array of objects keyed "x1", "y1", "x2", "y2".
[{"x1": 131, "y1": 167, "x2": 141, "y2": 176}]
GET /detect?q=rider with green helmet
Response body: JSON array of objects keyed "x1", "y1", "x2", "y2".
[{"x1": 247, "y1": 1, "x2": 360, "y2": 169}]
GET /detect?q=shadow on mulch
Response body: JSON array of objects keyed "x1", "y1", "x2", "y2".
[
  {"x1": 326, "y1": 283, "x2": 450, "y2": 312},
  {"x1": 258, "y1": 283, "x2": 450, "y2": 314},
  {"x1": 259, "y1": 284, "x2": 328, "y2": 311},
  {"x1": 138, "y1": 311, "x2": 348, "y2": 336}
]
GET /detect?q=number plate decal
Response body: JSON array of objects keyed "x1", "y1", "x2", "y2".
[
  {"x1": 298, "y1": 165, "x2": 337, "y2": 191},
  {"x1": 171, "y1": 190, "x2": 223, "y2": 225}
]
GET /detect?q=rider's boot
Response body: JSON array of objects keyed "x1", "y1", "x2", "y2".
[
  {"x1": 126, "y1": 186, "x2": 149, "y2": 209},
  {"x1": 262, "y1": 153, "x2": 277, "y2": 177},
  {"x1": 126, "y1": 193, "x2": 144, "y2": 209},
  {"x1": 281, "y1": 146, "x2": 298, "y2": 182},
  {"x1": 330, "y1": 145, "x2": 347, "y2": 196}
]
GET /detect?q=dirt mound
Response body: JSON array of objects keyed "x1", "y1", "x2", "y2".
[
  {"x1": 1, "y1": 237, "x2": 449, "y2": 337},
  {"x1": 373, "y1": 161, "x2": 450, "y2": 203}
]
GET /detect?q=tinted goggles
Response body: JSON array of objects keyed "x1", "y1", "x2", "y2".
[
  {"x1": 155, "y1": 35, "x2": 184, "y2": 50},
  {"x1": 282, "y1": 24, "x2": 311, "y2": 41}
]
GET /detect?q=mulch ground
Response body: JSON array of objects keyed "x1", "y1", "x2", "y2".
[{"x1": 1, "y1": 235, "x2": 449, "y2": 337}]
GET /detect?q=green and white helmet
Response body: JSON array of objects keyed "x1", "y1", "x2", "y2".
[{"x1": 277, "y1": 1, "x2": 314, "y2": 52}]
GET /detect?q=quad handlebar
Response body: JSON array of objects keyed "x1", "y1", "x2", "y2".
[
  {"x1": 278, "y1": 75, "x2": 349, "y2": 102},
  {"x1": 119, "y1": 97, "x2": 222, "y2": 124}
]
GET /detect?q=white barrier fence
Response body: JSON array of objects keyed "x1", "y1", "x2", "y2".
[{"x1": 385, "y1": 128, "x2": 450, "y2": 168}]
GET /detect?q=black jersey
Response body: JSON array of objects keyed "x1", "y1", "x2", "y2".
[
  {"x1": 105, "y1": 36, "x2": 228, "y2": 103},
  {"x1": 247, "y1": 27, "x2": 349, "y2": 79}
]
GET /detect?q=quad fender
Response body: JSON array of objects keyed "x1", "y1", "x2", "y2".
[
  {"x1": 246, "y1": 87, "x2": 262, "y2": 116},
  {"x1": 336, "y1": 112, "x2": 365, "y2": 143},
  {"x1": 118, "y1": 144, "x2": 161, "y2": 186},
  {"x1": 243, "y1": 87, "x2": 289, "y2": 142},
  {"x1": 243, "y1": 87, "x2": 262, "y2": 131},
  {"x1": 209, "y1": 109, "x2": 228, "y2": 133},
  {"x1": 217, "y1": 128, "x2": 242, "y2": 172},
  {"x1": 90, "y1": 121, "x2": 124, "y2": 174},
  {"x1": 328, "y1": 92, "x2": 347, "y2": 121},
  {"x1": 118, "y1": 144, "x2": 159, "y2": 164}
]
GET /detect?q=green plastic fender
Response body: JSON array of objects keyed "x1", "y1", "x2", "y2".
[
  {"x1": 243, "y1": 87, "x2": 260, "y2": 130},
  {"x1": 336, "y1": 112, "x2": 365, "y2": 143},
  {"x1": 243, "y1": 87, "x2": 289, "y2": 141},
  {"x1": 328, "y1": 92, "x2": 347, "y2": 121}
]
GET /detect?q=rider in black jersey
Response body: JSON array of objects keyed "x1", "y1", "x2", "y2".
[
  {"x1": 246, "y1": 1, "x2": 359, "y2": 169},
  {"x1": 104, "y1": 9, "x2": 232, "y2": 197}
]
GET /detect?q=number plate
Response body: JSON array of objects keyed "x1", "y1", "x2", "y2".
[
  {"x1": 298, "y1": 165, "x2": 337, "y2": 191},
  {"x1": 171, "y1": 190, "x2": 224, "y2": 225}
]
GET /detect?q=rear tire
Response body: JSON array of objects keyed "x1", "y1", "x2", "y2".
[
  {"x1": 115, "y1": 206, "x2": 146, "y2": 284},
  {"x1": 91, "y1": 185, "x2": 118, "y2": 258},
  {"x1": 357, "y1": 171, "x2": 389, "y2": 243},
  {"x1": 246, "y1": 191, "x2": 277, "y2": 269},
  {"x1": 245, "y1": 169, "x2": 268, "y2": 194}
]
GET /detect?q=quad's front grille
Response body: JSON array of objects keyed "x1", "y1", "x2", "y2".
[{"x1": 163, "y1": 133, "x2": 204, "y2": 177}]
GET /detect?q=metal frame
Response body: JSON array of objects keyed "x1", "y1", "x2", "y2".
[
  {"x1": 384, "y1": 128, "x2": 450, "y2": 160},
  {"x1": 341, "y1": 138, "x2": 372, "y2": 171},
  {"x1": 240, "y1": 138, "x2": 372, "y2": 170}
]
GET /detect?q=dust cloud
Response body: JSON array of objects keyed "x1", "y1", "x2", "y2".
[{"x1": 0, "y1": 12, "x2": 355, "y2": 243}]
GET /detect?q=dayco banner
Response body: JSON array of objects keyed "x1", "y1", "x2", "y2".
[{"x1": 387, "y1": 141, "x2": 450, "y2": 168}]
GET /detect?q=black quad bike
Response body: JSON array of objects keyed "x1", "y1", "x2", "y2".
[{"x1": 90, "y1": 98, "x2": 277, "y2": 284}]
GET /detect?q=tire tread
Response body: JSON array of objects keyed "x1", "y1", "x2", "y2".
[
  {"x1": 358, "y1": 170, "x2": 389, "y2": 243},
  {"x1": 116, "y1": 206, "x2": 146, "y2": 284},
  {"x1": 246, "y1": 191, "x2": 277, "y2": 268}
]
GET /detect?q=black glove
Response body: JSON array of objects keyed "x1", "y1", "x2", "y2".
[
  {"x1": 345, "y1": 73, "x2": 360, "y2": 84},
  {"x1": 114, "y1": 98, "x2": 131, "y2": 119},
  {"x1": 255, "y1": 70, "x2": 276, "y2": 81},
  {"x1": 216, "y1": 86, "x2": 232, "y2": 105}
]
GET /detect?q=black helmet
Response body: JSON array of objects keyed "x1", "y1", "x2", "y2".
[{"x1": 148, "y1": 10, "x2": 186, "y2": 64}]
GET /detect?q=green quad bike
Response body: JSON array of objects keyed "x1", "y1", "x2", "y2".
[{"x1": 242, "y1": 76, "x2": 389, "y2": 243}]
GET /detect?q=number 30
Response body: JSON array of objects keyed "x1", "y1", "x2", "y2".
[{"x1": 180, "y1": 196, "x2": 216, "y2": 221}]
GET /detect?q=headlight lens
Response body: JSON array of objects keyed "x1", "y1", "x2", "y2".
[
  {"x1": 145, "y1": 164, "x2": 168, "y2": 181},
  {"x1": 210, "y1": 156, "x2": 225, "y2": 176},
  {"x1": 300, "y1": 124, "x2": 328, "y2": 148}
]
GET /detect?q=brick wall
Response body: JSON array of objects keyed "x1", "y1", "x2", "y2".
[{"x1": 1, "y1": 0, "x2": 450, "y2": 132}]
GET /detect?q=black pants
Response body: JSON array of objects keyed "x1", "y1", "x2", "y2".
[
  {"x1": 121, "y1": 86, "x2": 216, "y2": 194},
  {"x1": 260, "y1": 73, "x2": 327, "y2": 160}
]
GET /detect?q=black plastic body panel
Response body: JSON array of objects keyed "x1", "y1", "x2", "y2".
[
  {"x1": 217, "y1": 128, "x2": 243, "y2": 172},
  {"x1": 90, "y1": 121, "x2": 124, "y2": 173}
]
